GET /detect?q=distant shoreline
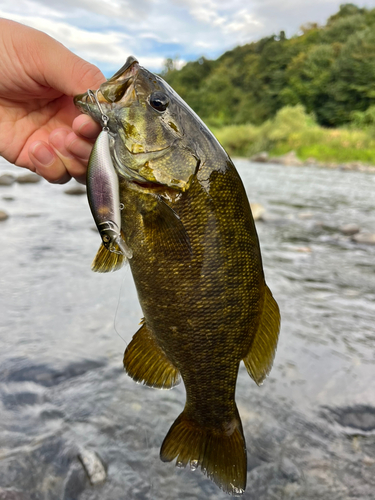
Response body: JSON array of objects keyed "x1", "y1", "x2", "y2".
[{"x1": 248, "y1": 150, "x2": 375, "y2": 174}]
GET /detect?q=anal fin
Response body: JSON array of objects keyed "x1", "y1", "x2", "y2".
[
  {"x1": 243, "y1": 285, "x2": 281, "y2": 385},
  {"x1": 124, "y1": 320, "x2": 180, "y2": 389}
]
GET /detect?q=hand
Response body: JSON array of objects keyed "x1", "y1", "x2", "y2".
[{"x1": 0, "y1": 19, "x2": 105, "y2": 184}]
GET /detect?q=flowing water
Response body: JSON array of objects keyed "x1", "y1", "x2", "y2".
[{"x1": 0, "y1": 159, "x2": 374, "y2": 499}]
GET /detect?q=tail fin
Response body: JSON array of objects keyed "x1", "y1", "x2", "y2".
[{"x1": 160, "y1": 410, "x2": 247, "y2": 495}]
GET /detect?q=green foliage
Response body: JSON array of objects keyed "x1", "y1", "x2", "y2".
[
  {"x1": 213, "y1": 105, "x2": 375, "y2": 164},
  {"x1": 163, "y1": 4, "x2": 375, "y2": 129},
  {"x1": 350, "y1": 105, "x2": 375, "y2": 128}
]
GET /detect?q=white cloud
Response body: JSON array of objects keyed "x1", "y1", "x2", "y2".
[{"x1": 2, "y1": 0, "x2": 375, "y2": 74}]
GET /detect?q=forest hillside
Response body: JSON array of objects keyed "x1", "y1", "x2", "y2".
[{"x1": 162, "y1": 4, "x2": 375, "y2": 164}]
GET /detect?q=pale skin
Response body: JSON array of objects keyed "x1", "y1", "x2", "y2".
[{"x1": 0, "y1": 19, "x2": 105, "y2": 184}]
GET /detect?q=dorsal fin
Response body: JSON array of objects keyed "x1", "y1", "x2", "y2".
[{"x1": 243, "y1": 285, "x2": 280, "y2": 385}]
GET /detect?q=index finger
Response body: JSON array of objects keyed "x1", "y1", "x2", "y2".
[{"x1": 72, "y1": 114, "x2": 101, "y2": 140}]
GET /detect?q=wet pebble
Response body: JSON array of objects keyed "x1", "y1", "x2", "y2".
[
  {"x1": 250, "y1": 203, "x2": 265, "y2": 221},
  {"x1": 352, "y1": 232, "x2": 375, "y2": 245},
  {"x1": 339, "y1": 224, "x2": 360, "y2": 236},
  {"x1": 0, "y1": 173, "x2": 16, "y2": 186},
  {"x1": 0, "y1": 210, "x2": 9, "y2": 221},
  {"x1": 78, "y1": 449, "x2": 107, "y2": 485},
  {"x1": 16, "y1": 173, "x2": 41, "y2": 184},
  {"x1": 64, "y1": 184, "x2": 86, "y2": 196},
  {"x1": 279, "y1": 457, "x2": 302, "y2": 482}
]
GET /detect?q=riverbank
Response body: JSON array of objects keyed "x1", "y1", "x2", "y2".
[
  {"x1": 213, "y1": 105, "x2": 375, "y2": 171},
  {"x1": 249, "y1": 150, "x2": 375, "y2": 174}
]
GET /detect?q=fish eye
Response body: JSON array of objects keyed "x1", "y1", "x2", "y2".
[{"x1": 149, "y1": 92, "x2": 169, "y2": 112}]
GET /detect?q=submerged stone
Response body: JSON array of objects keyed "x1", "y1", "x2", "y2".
[
  {"x1": 78, "y1": 449, "x2": 107, "y2": 485},
  {"x1": 352, "y1": 232, "x2": 375, "y2": 245},
  {"x1": 17, "y1": 173, "x2": 41, "y2": 184},
  {"x1": 0, "y1": 210, "x2": 9, "y2": 221},
  {"x1": 0, "y1": 173, "x2": 16, "y2": 186}
]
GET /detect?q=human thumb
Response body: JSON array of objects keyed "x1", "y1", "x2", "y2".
[{"x1": 5, "y1": 19, "x2": 106, "y2": 96}]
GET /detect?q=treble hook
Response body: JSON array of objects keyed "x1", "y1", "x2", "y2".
[{"x1": 87, "y1": 89, "x2": 109, "y2": 130}]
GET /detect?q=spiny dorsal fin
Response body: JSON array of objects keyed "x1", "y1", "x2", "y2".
[
  {"x1": 160, "y1": 408, "x2": 247, "y2": 495},
  {"x1": 243, "y1": 285, "x2": 280, "y2": 385},
  {"x1": 91, "y1": 242, "x2": 127, "y2": 273},
  {"x1": 123, "y1": 320, "x2": 180, "y2": 389}
]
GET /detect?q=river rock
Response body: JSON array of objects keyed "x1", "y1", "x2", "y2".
[
  {"x1": 269, "y1": 151, "x2": 303, "y2": 167},
  {"x1": 0, "y1": 489, "x2": 29, "y2": 500},
  {"x1": 16, "y1": 172, "x2": 41, "y2": 184},
  {"x1": 304, "y1": 157, "x2": 318, "y2": 166},
  {"x1": 250, "y1": 151, "x2": 269, "y2": 163},
  {"x1": 250, "y1": 203, "x2": 265, "y2": 221},
  {"x1": 78, "y1": 449, "x2": 107, "y2": 485},
  {"x1": 0, "y1": 210, "x2": 9, "y2": 221},
  {"x1": 0, "y1": 173, "x2": 16, "y2": 186},
  {"x1": 339, "y1": 224, "x2": 360, "y2": 236},
  {"x1": 64, "y1": 184, "x2": 86, "y2": 195},
  {"x1": 352, "y1": 232, "x2": 375, "y2": 245}
]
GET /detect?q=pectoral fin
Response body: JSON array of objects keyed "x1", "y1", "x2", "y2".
[
  {"x1": 243, "y1": 285, "x2": 280, "y2": 385},
  {"x1": 143, "y1": 196, "x2": 192, "y2": 259},
  {"x1": 124, "y1": 320, "x2": 181, "y2": 389}
]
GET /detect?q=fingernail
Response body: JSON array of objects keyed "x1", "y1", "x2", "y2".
[{"x1": 31, "y1": 143, "x2": 54, "y2": 166}]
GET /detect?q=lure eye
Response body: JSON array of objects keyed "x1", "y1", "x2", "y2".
[
  {"x1": 103, "y1": 235, "x2": 111, "y2": 243},
  {"x1": 149, "y1": 92, "x2": 169, "y2": 112}
]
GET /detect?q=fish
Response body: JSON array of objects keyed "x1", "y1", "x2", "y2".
[{"x1": 74, "y1": 56, "x2": 280, "y2": 495}]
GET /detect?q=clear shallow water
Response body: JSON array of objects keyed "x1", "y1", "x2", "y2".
[{"x1": 0, "y1": 159, "x2": 374, "y2": 499}]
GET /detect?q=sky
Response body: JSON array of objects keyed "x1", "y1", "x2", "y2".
[{"x1": 2, "y1": 0, "x2": 375, "y2": 76}]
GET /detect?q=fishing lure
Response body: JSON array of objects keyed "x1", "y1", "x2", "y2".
[{"x1": 86, "y1": 89, "x2": 132, "y2": 272}]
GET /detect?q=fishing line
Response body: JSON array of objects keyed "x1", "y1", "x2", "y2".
[{"x1": 113, "y1": 267, "x2": 128, "y2": 346}]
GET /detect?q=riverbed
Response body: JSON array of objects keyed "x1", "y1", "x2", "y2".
[{"x1": 0, "y1": 159, "x2": 374, "y2": 499}]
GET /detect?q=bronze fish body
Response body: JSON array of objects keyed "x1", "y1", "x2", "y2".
[{"x1": 74, "y1": 57, "x2": 280, "y2": 495}]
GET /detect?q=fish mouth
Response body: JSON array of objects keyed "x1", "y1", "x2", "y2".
[{"x1": 74, "y1": 56, "x2": 140, "y2": 113}]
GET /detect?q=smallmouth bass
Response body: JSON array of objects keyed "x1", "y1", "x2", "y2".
[{"x1": 74, "y1": 56, "x2": 280, "y2": 495}]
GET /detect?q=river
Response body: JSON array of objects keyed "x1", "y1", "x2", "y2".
[{"x1": 0, "y1": 159, "x2": 374, "y2": 499}]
